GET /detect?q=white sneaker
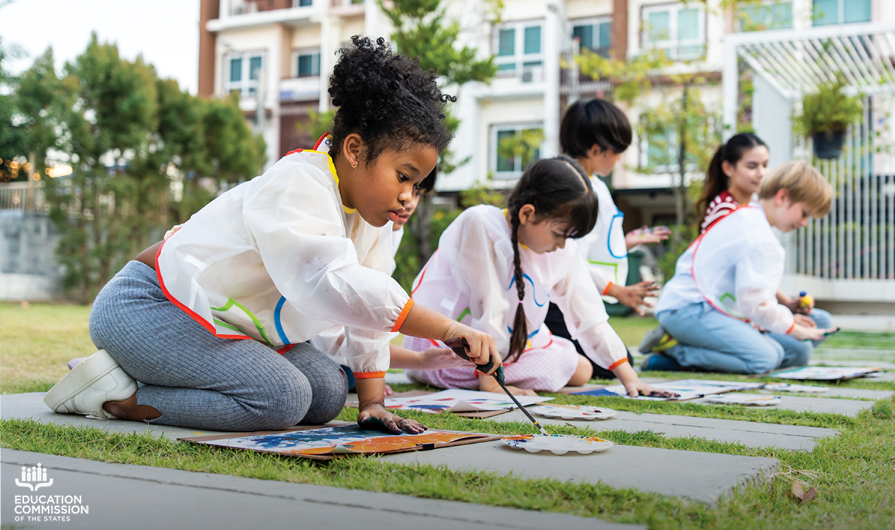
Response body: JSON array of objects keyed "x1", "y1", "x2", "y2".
[
  {"x1": 638, "y1": 325, "x2": 667, "y2": 354},
  {"x1": 44, "y1": 350, "x2": 136, "y2": 419}
]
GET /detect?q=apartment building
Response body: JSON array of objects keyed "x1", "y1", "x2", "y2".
[{"x1": 197, "y1": 0, "x2": 893, "y2": 227}]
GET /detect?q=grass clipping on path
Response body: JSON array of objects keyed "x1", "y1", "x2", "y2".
[{"x1": 4, "y1": 400, "x2": 895, "y2": 529}]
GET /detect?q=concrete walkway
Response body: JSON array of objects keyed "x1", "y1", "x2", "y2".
[
  {"x1": 487, "y1": 409, "x2": 836, "y2": 451},
  {"x1": 1, "y1": 450, "x2": 639, "y2": 530},
  {"x1": 2, "y1": 393, "x2": 779, "y2": 505}
]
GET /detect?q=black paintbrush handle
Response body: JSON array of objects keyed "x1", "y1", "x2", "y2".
[
  {"x1": 444, "y1": 336, "x2": 497, "y2": 374},
  {"x1": 493, "y1": 374, "x2": 549, "y2": 436}
]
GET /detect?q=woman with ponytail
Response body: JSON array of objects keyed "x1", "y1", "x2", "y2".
[
  {"x1": 695, "y1": 133, "x2": 769, "y2": 233},
  {"x1": 403, "y1": 157, "x2": 661, "y2": 397}
]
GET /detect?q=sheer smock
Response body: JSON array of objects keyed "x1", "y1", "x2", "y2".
[
  {"x1": 403, "y1": 205, "x2": 628, "y2": 391},
  {"x1": 655, "y1": 203, "x2": 795, "y2": 334},
  {"x1": 576, "y1": 176, "x2": 628, "y2": 303},
  {"x1": 155, "y1": 144, "x2": 412, "y2": 379}
]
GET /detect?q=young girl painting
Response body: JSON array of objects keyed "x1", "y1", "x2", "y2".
[
  {"x1": 44, "y1": 37, "x2": 499, "y2": 434},
  {"x1": 404, "y1": 157, "x2": 661, "y2": 397}
]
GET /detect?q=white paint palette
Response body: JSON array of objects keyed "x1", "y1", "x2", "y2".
[
  {"x1": 528, "y1": 405, "x2": 618, "y2": 421},
  {"x1": 501, "y1": 434, "x2": 614, "y2": 455},
  {"x1": 703, "y1": 394, "x2": 782, "y2": 406}
]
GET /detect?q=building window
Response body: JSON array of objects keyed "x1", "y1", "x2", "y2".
[
  {"x1": 294, "y1": 0, "x2": 313, "y2": 7},
  {"x1": 572, "y1": 17, "x2": 611, "y2": 56},
  {"x1": 226, "y1": 53, "x2": 264, "y2": 97},
  {"x1": 295, "y1": 51, "x2": 321, "y2": 78},
  {"x1": 491, "y1": 124, "x2": 543, "y2": 178},
  {"x1": 642, "y1": 3, "x2": 706, "y2": 61},
  {"x1": 494, "y1": 22, "x2": 543, "y2": 76},
  {"x1": 813, "y1": 0, "x2": 871, "y2": 26},
  {"x1": 737, "y1": 1, "x2": 793, "y2": 31}
]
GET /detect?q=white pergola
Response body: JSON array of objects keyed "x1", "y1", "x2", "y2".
[{"x1": 722, "y1": 22, "x2": 895, "y2": 308}]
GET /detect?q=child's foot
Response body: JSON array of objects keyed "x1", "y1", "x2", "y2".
[
  {"x1": 638, "y1": 326, "x2": 667, "y2": 353},
  {"x1": 44, "y1": 349, "x2": 137, "y2": 419},
  {"x1": 640, "y1": 353, "x2": 682, "y2": 372}
]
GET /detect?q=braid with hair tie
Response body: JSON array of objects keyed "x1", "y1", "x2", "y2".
[{"x1": 508, "y1": 209, "x2": 528, "y2": 362}]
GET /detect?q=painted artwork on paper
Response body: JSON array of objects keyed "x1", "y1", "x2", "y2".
[
  {"x1": 195, "y1": 425, "x2": 494, "y2": 456},
  {"x1": 773, "y1": 366, "x2": 881, "y2": 381},
  {"x1": 573, "y1": 379, "x2": 766, "y2": 401},
  {"x1": 381, "y1": 389, "x2": 552, "y2": 414}
]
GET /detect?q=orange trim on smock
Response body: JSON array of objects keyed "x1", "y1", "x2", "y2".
[
  {"x1": 353, "y1": 371, "x2": 387, "y2": 379},
  {"x1": 391, "y1": 299, "x2": 415, "y2": 332},
  {"x1": 602, "y1": 282, "x2": 614, "y2": 296},
  {"x1": 607, "y1": 358, "x2": 628, "y2": 371}
]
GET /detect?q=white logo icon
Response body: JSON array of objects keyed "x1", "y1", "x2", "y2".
[{"x1": 15, "y1": 463, "x2": 53, "y2": 491}]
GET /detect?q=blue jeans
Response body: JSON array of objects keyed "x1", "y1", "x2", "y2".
[
  {"x1": 657, "y1": 302, "x2": 783, "y2": 374},
  {"x1": 767, "y1": 308, "x2": 833, "y2": 369}
]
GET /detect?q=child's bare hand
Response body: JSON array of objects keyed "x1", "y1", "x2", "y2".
[
  {"x1": 357, "y1": 404, "x2": 426, "y2": 434},
  {"x1": 445, "y1": 325, "x2": 501, "y2": 375},
  {"x1": 420, "y1": 347, "x2": 470, "y2": 370},
  {"x1": 793, "y1": 314, "x2": 816, "y2": 328},
  {"x1": 479, "y1": 375, "x2": 538, "y2": 397},
  {"x1": 505, "y1": 385, "x2": 538, "y2": 397},
  {"x1": 384, "y1": 384, "x2": 394, "y2": 396},
  {"x1": 791, "y1": 324, "x2": 835, "y2": 342},
  {"x1": 610, "y1": 281, "x2": 659, "y2": 316}
]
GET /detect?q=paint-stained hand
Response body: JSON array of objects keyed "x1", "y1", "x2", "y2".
[
  {"x1": 358, "y1": 404, "x2": 427, "y2": 435},
  {"x1": 626, "y1": 226, "x2": 670, "y2": 249}
]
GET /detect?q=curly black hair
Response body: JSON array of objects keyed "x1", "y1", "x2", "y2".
[{"x1": 328, "y1": 36, "x2": 456, "y2": 167}]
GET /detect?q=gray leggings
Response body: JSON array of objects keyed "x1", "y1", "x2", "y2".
[{"x1": 89, "y1": 261, "x2": 348, "y2": 431}]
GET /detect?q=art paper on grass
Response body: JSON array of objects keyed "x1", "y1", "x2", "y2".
[
  {"x1": 573, "y1": 379, "x2": 765, "y2": 401},
  {"x1": 185, "y1": 424, "x2": 496, "y2": 457},
  {"x1": 773, "y1": 366, "x2": 882, "y2": 380},
  {"x1": 381, "y1": 389, "x2": 552, "y2": 414}
]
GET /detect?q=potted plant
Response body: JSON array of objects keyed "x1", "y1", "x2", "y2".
[{"x1": 795, "y1": 76, "x2": 863, "y2": 159}]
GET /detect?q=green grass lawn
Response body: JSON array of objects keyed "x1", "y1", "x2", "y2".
[{"x1": 2, "y1": 303, "x2": 895, "y2": 529}]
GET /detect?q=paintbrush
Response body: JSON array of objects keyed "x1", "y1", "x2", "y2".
[{"x1": 444, "y1": 336, "x2": 550, "y2": 436}]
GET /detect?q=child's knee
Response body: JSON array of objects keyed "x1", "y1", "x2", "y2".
[
  {"x1": 811, "y1": 308, "x2": 833, "y2": 329},
  {"x1": 252, "y1": 375, "x2": 312, "y2": 430},
  {"x1": 743, "y1": 340, "x2": 784, "y2": 374}
]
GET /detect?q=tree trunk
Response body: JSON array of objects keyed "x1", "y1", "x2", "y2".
[
  {"x1": 412, "y1": 193, "x2": 435, "y2": 265},
  {"x1": 673, "y1": 82, "x2": 690, "y2": 255}
]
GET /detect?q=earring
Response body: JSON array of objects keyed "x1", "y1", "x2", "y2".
[{"x1": 352, "y1": 161, "x2": 357, "y2": 168}]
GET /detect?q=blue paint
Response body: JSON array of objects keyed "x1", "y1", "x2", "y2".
[
  {"x1": 507, "y1": 273, "x2": 549, "y2": 307},
  {"x1": 506, "y1": 326, "x2": 540, "y2": 339},
  {"x1": 274, "y1": 296, "x2": 290, "y2": 345},
  {"x1": 607, "y1": 211, "x2": 627, "y2": 259}
]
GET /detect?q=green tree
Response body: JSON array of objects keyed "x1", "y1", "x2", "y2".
[
  {"x1": 0, "y1": 36, "x2": 29, "y2": 182},
  {"x1": 379, "y1": 0, "x2": 501, "y2": 267}
]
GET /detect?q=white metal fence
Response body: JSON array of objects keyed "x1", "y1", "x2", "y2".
[
  {"x1": 796, "y1": 93, "x2": 895, "y2": 281},
  {"x1": 0, "y1": 182, "x2": 47, "y2": 212}
]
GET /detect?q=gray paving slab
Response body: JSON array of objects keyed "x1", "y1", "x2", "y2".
[
  {"x1": 487, "y1": 409, "x2": 837, "y2": 451},
  {"x1": 761, "y1": 387, "x2": 894, "y2": 400},
  {"x1": 380, "y1": 439, "x2": 778, "y2": 505},
  {"x1": 809, "y1": 359, "x2": 895, "y2": 369},
  {"x1": 1, "y1": 450, "x2": 638, "y2": 530},
  {"x1": 1, "y1": 393, "x2": 234, "y2": 441},
  {"x1": 693, "y1": 394, "x2": 876, "y2": 416},
  {"x1": 866, "y1": 372, "x2": 895, "y2": 382}
]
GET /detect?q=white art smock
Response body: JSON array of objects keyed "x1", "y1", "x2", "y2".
[
  {"x1": 655, "y1": 204, "x2": 795, "y2": 334},
  {"x1": 155, "y1": 141, "x2": 413, "y2": 378},
  {"x1": 403, "y1": 205, "x2": 628, "y2": 391},
  {"x1": 576, "y1": 176, "x2": 628, "y2": 303}
]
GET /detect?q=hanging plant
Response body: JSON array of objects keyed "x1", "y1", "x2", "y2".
[{"x1": 794, "y1": 76, "x2": 863, "y2": 159}]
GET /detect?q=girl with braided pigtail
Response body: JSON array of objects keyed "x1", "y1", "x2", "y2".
[{"x1": 405, "y1": 157, "x2": 663, "y2": 397}]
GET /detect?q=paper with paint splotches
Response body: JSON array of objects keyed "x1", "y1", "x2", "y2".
[
  {"x1": 573, "y1": 379, "x2": 766, "y2": 401},
  {"x1": 378, "y1": 389, "x2": 552, "y2": 414},
  {"x1": 197, "y1": 424, "x2": 492, "y2": 456}
]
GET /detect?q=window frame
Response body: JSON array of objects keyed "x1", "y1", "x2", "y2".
[
  {"x1": 641, "y1": 2, "x2": 707, "y2": 61},
  {"x1": 225, "y1": 51, "x2": 265, "y2": 98},
  {"x1": 490, "y1": 122, "x2": 544, "y2": 179},
  {"x1": 571, "y1": 16, "x2": 612, "y2": 56},
  {"x1": 292, "y1": 49, "x2": 322, "y2": 78},
  {"x1": 812, "y1": 0, "x2": 872, "y2": 26},
  {"x1": 736, "y1": 1, "x2": 794, "y2": 32},
  {"x1": 493, "y1": 20, "x2": 544, "y2": 77}
]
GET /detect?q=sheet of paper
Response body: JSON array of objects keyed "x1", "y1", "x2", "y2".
[
  {"x1": 197, "y1": 425, "x2": 491, "y2": 456},
  {"x1": 774, "y1": 366, "x2": 881, "y2": 380},
  {"x1": 573, "y1": 379, "x2": 765, "y2": 401},
  {"x1": 383, "y1": 388, "x2": 552, "y2": 414}
]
